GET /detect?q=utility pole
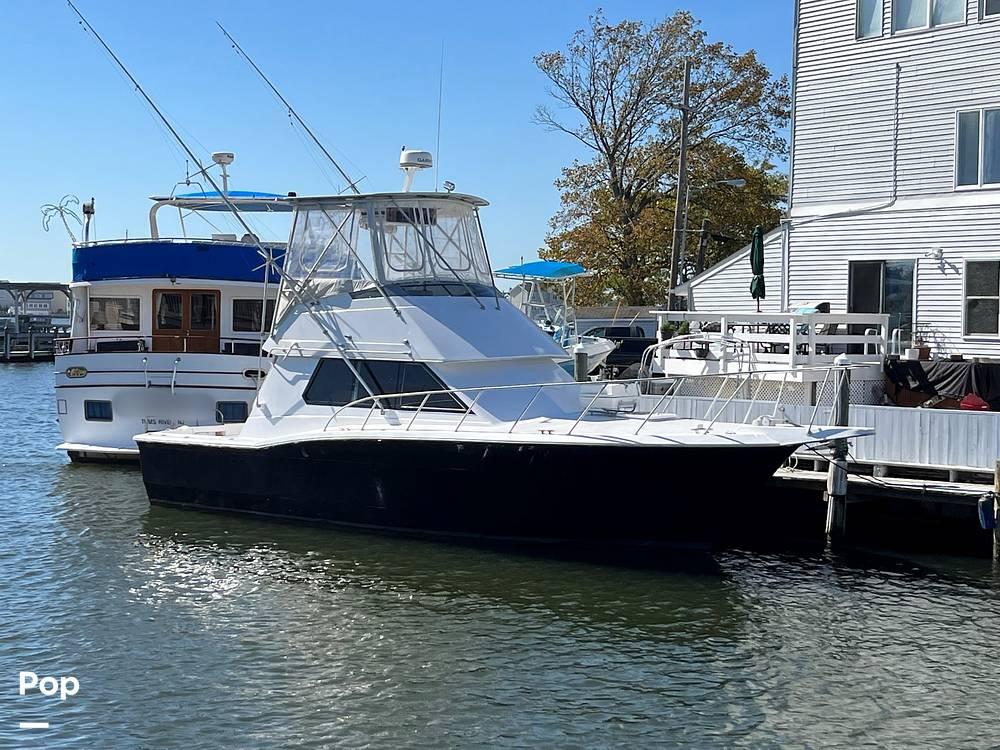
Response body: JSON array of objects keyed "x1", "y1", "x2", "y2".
[{"x1": 667, "y1": 59, "x2": 691, "y2": 310}]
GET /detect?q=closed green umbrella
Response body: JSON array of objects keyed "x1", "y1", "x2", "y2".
[{"x1": 749, "y1": 225, "x2": 766, "y2": 312}]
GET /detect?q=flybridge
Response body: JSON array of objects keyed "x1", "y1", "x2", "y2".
[{"x1": 280, "y1": 191, "x2": 498, "y2": 305}]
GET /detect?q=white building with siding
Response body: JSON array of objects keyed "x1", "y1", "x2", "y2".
[
  {"x1": 675, "y1": 229, "x2": 784, "y2": 313},
  {"x1": 685, "y1": 0, "x2": 1000, "y2": 356}
]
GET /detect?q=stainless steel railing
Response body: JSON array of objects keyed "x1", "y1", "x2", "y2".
[{"x1": 322, "y1": 363, "x2": 866, "y2": 437}]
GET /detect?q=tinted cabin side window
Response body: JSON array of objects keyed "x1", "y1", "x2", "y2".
[
  {"x1": 303, "y1": 359, "x2": 463, "y2": 411},
  {"x1": 302, "y1": 359, "x2": 366, "y2": 406}
]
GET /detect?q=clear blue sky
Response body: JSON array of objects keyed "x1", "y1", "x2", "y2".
[{"x1": 0, "y1": 0, "x2": 793, "y2": 282}]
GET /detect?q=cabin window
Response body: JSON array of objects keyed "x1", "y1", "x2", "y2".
[
  {"x1": 190, "y1": 293, "x2": 218, "y2": 331},
  {"x1": 983, "y1": 0, "x2": 1000, "y2": 17},
  {"x1": 303, "y1": 358, "x2": 464, "y2": 411},
  {"x1": 965, "y1": 261, "x2": 1000, "y2": 335},
  {"x1": 858, "y1": 0, "x2": 883, "y2": 37},
  {"x1": 215, "y1": 401, "x2": 249, "y2": 424},
  {"x1": 84, "y1": 400, "x2": 113, "y2": 421},
  {"x1": 89, "y1": 297, "x2": 140, "y2": 331},
  {"x1": 893, "y1": 0, "x2": 963, "y2": 30},
  {"x1": 957, "y1": 108, "x2": 1000, "y2": 187},
  {"x1": 232, "y1": 299, "x2": 276, "y2": 332},
  {"x1": 155, "y1": 293, "x2": 183, "y2": 330}
]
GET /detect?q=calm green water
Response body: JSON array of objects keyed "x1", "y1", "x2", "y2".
[{"x1": 3, "y1": 362, "x2": 1000, "y2": 748}]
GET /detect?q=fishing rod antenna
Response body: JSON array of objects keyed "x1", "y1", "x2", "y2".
[{"x1": 216, "y1": 22, "x2": 361, "y2": 195}]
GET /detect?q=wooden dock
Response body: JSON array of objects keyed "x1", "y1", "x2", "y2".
[
  {"x1": 770, "y1": 465, "x2": 1000, "y2": 556},
  {"x1": 1, "y1": 328, "x2": 60, "y2": 362}
]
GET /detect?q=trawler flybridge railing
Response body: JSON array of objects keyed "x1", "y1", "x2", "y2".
[{"x1": 322, "y1": 364, "x2": 870, "y2": 438}]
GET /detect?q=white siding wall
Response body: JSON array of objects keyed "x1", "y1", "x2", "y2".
[
  {"x1": 792, "y1": 0, "x2": 1000, "y2": 207},
  {"x1": 787, "y1": 203, "x2": 1000, "y2": 355},
  {"x1": 678, "y1": 0, "x2": 1000, "y2": 354},
  {"x1": 686, "y1": 231, "x2": 784, "y2": 313}
]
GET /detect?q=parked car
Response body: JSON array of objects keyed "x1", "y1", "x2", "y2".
[{"x1": 581, "y1": 325, "x2": 658, "y2": 373}]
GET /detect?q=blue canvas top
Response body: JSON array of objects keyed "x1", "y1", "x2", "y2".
[
  {"x1": 174, "y1": 190, "x2": 285, "y2": 199},
  {"x1": 494, "y1": 260, "x2": 589, "y2": 280},
  {"x1": 152, "y1": 190, "x2": 292, "y2": 212},
  {"x1": 73, "y1": 240, "x2": 283, "y2": 284}
]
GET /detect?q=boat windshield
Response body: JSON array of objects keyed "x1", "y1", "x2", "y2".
[{"x1": 280, "y1": 194, "x2": 494, "y2": 305}]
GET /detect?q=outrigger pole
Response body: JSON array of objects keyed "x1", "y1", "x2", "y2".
[
  {"x1": 65, "y1": 0, "x2": 383, "y2": 406},
  {"x1": 217, "y1": 23, "x2": 361, "y2": 195}
]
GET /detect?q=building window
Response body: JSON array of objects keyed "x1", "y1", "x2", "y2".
[
  {"x1": 84, "y1": 400, "x2": 113, "y2": 421},
  {"x1": 957, "y1": 108, "x2": 1000, "y2": 187},
  {"x1": 965, "y1": 261, "x2": 1000, "y2": 334},
  {"x1": 893, "y1": 0, "x2": 964, "y2": 31},
  {"x1": 983, "y1": 0, "x2": 1000, "y2": 18},
  {"x1": 215, "y1": 401, "x2": 249, "y2": 423},
  {"x1": 848, "y1": 259, "x2": 915, "y2": 345},
  {"x1": 858, "y1": 0, "x2": 883, "y2": 37},
  {"x1": 89, "y1": 297, "x2": 140, "y2": 331},
  {"x1": 232, "y1": 299, "x2": 276, "y2": 332},
  {"x1": 303, "y1": 358, "x2": 464, "y2": 411}
]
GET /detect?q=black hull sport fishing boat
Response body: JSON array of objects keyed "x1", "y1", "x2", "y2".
[
  {"x1": 136, "y1": 151, "x2": 870, "y2": 544},
  {"x1": 139, "y1": 440, "x2": 795, "y2": 541}
]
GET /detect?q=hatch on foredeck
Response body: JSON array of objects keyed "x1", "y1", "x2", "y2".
[{"x1": 278, "y1": 193, "x2": 495, "y2": 309}]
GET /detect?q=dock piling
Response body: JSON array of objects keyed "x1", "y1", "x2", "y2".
[
  {"x1": 825, "y1": 362, "x2": 851, "y2": 538},
  {"x1": 574, "y1": 346, "x2": 589, "y2": 382},
  {"x1": 994, "y1": 463, "x2": 1000, "y2": 559}
]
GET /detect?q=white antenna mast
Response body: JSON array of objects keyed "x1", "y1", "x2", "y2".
[
  {"x1": 217, "y1": 23, "x2": 361, "y2": 195},
  {"x1": 212, "y1": 151, "x2": 234, "y2": 195},
  {"x1": 399, "y1": 148, "x2": 432, "y2": 192},
  {"x1": 435, "y1": 42, "x2": 444, "y2": 190}
]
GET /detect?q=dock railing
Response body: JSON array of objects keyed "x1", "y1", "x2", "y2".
[{"x1": 650, "y1": 311, "x2": 890, "y2": 374}]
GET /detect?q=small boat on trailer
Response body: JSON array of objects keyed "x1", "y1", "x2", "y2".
[{"x1": 135, "y1": 153, "x2": 870, "y2": 544}]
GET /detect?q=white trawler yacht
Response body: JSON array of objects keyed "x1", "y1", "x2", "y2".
[
  {"x1": 135, "y1": 151, "x2": 870, "y2": 542},
  {"x1": 55, "y1": 152, "x2": 290, "y2": 461}
]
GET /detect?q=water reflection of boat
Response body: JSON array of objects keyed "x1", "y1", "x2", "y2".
[{"x1": 136, "y1": 505, "x2": 741, "y2": 642}]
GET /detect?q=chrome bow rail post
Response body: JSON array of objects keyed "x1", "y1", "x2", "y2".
[
  {"x1": 702, "y1": 372, "x2": 754, "y2": 433},
  {"x1": 633, "y1": 376, "x2": 687, "y2": 436},
  {"x1": 454, "y1": 391, "x2": 482, "y2": 433},
  {"x1": 509, "y1": 386, "x2": 544, "y2": 434},
  {"x1": 806, "y1": 365, "x2": 835, "y2": 435},
  {"x1": 567, "y1": 381, "x2": 609, "y2": 436},
  {"x1": 742, "y1": 371, "x2": 770, "y2": 424}
]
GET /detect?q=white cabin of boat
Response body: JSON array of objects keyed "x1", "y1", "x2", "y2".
[{"x1": 55, "y1": 177, "x2": 292, "y2": 460}]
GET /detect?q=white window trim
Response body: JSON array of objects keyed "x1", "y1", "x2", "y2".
[
  {"x1": 857, "y1": 0, "x2": 885, "y2": 38},
  {"x1": 892, "y1": 0, "x2": 966, "y2": 34},
  {"x1": 981, "y1": 0, "x2": 1000, "y2": 20},
  {"x1": 955, "y1": 107, "x2": 1000, "y2": 190},
  {"x1": 962, "y1": 257, "x2": 1000, "y2": 339}
]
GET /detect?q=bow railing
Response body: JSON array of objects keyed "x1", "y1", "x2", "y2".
[{"x1": 321, "y1": 363, "x2": 868, "y2": 437}]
